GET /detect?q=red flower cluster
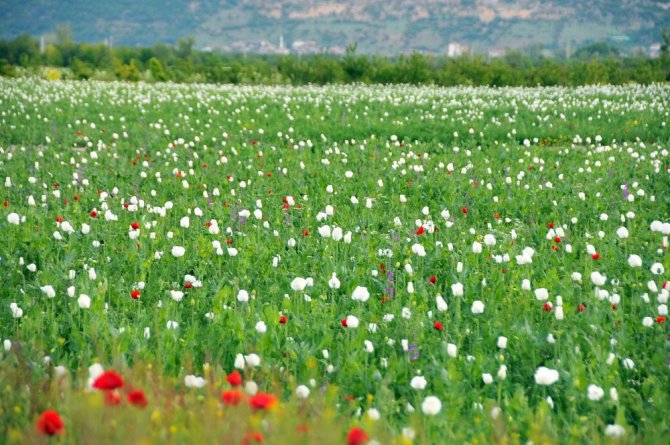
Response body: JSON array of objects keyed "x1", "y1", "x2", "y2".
[
  {"x1": 242, "y1": 431, "x2": 264, "y2": 444},
  {"x1": 248, "y1": 392, "x2": 278, "y2": 411},
  {"x1": 105, "y1": 390, "x2": 122, "y2": 406},
  {"x1": 227, "y1": 370, "x2": 243, "y2": 387},
  {"x1": 36, "y1": 410, "x2": 64, "y2": 436},
  {"x1": 347, "y1": 427, "x2": 368, "y2": 445},
  {"x1": 221, "y1": 389, "x2": 245, "y2": 406},
  {"x1": 92, "y1": 370, "x2": 124, "y2": 390},
  {"x1": 127, "y1": 390, "x2": 148, "y2": 408},
  {"x1": 91, "y1": 370, "x2": 148, "y2": 409}
]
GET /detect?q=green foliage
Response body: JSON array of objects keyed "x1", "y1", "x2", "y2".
[
  {"x1": 0, "y1": 34, "x2": 669, "y2": 86},
  {"x1": 148, "y1": 57, "x2": 169, "y2": 82},
  {"x1": 114, "y1": 60, "x2": 141, "y2": 81},
  {"x1": 71, "y1": 57, "x2": 93, "y2": 80},
  {"x1": 0, "y1": 78, "x2": 669, "y2": 443}
]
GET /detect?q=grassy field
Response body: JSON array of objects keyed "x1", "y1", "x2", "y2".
[{"x1": 1, "y1": 79, "x2": 669, "y2": 444}]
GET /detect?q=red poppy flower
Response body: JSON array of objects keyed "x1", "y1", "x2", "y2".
[
  {"x1": 553, "y1": 237, "x2": 561, "y2": 243},
  {"x1": 347, "y1": 427, "x2": 368, "y2": 445},
  {"x1": 92, "y1": 370, "x2": 124, "y2": 391},
  {"x1": 90, "y1": 210, "x2": 97, "y2": 218},
  {"x1": 493, "y1": 213, "x2": 500, "y2": 219},
  {"x1": 131, "y1": 221, "x2": 140, "y2": 230},
  {"x1": 429, "y1": 275, "x2": 437, "y2": 284},
  {"x1": 461, "y1": 207, "x2": 468, "y2": 214},
  {"x1": 592, "y1": 253, "x2": 600, "y2": 260},
  {"x1": 184, "y1": 282, "x2": 192, "y2": 289},
  {"x1": 56, "y1": 215, "x2": 63, "y2": 223},
  {"x1": 221, "y1": 389, "x2": 245, "y2": 406},
  {"x1": 547, "y1": 222, "x2": 554, "y2": 228},
  {"x1": 248, "y1": 392, "x2": 278, "y2": 411},
  {"x1": 36, "y1": 410, "x2": 64, "y2": 436},
  {"x1": 2, "y1": 201, "x2": 8, "y2": 207},
  {"x1": 341, "y1": 318, "x2": 348, "y2": 327},
  {"x1": 131, "y1": 290, "x2": 140, "y2": 300},
  {"x1": 551, "y1": 245, "x2": 559, "y2": 251},
  {"x1": 205, "y1": 221, "x2": 212, "y2": 227},
  {"x1": 415, "y1": 226, "x2": 425, "y2": 235},
  {"x1": 104, "y1": 390, "x2": 122, "y2": 406},
  {"x1": 279, "y1": 315, "x2": 287, "y2": 324},
  {"x1": 127, "y1": 389, "x2": 148, "y2": 408},
  {"x1": 433, "y1": 321, "x2": 444, "y2": 331},
  {"x1": 543, "y1": 302, "x2": 553, "y2": 312},
  {"x1": 302, "y1": 229, "x2": 309, "y2": 236},
  {"x1": 242, "y1": 431, "x2": 264, "y2": 444},
  {"x1": 577, "y1": 304, "x2": 586, "y2": 312},
  {"x1": 226, "y1": 370, "x2": 243, "y2": 387},
  {"x1": 656, "y1": 316, "x2": 666, "y2": 324}
]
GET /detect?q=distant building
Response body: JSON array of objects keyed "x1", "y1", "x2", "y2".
[
  {"x1": 229, "y1": 39, "x2": 289, "y2": 54},
  {"x1": 649, "y1": 43, "x2": 661, "y2": 59},
  {"x1": 327, "y1": 46, "x2": 347, "y2": 55},
  {"x1": 292, "y1": 40, "x2": 321, "y2": 54},
  {"x1": 447, "y1": 43, "x2": 470, "y2": 57},
  {"x1": 488, "y1": 47, "x2": 507, "y2": 58}
]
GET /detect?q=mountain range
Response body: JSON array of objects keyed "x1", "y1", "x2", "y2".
[{"x1": 1, "y1": 1, "x2": 669, "y2": 55}]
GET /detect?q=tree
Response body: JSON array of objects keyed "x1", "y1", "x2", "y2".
[
  {"x1": 574, "y1": 42, "x2": 619, "y2": 60},
  {"x1": 71, "y1": 58, "x2": 93, "y2": 80},
  {"x1": 148, "y1": 57, "x2": 169, "y2": 81},
  {"x1": 45, "y1": 44, "x2": 64, "y2": 66},
  {"x1": 7, "y1": 34, "x2": 39, "y2": 66},
  {"x1": 176, "y1": 37, "x2": 195, "y2": 60},
  {"x1": 342, "y1": 43, "x2": 370, "y2": 82},
  {"x1": 661, "y1": 28, "x2": 669, "y2": 56},
  {"x1": 55, "y1": 25, "x2": 73, "y2": 46},
  {"x1": 114, "y1": 60, "x2": 141, "y2": 81}
]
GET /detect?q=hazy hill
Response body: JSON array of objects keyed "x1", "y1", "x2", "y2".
[{"x1": 1, "y1": 0, "x2": 668, "y2": 54}]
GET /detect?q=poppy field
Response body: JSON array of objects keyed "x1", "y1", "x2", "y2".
[{"x1": 1, "y1": 79, "x2": 669, "y2": 444}]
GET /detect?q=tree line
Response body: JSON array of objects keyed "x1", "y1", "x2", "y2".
[{"x1": 1, "y1": 34, "x2": 669, "y2": 86}]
